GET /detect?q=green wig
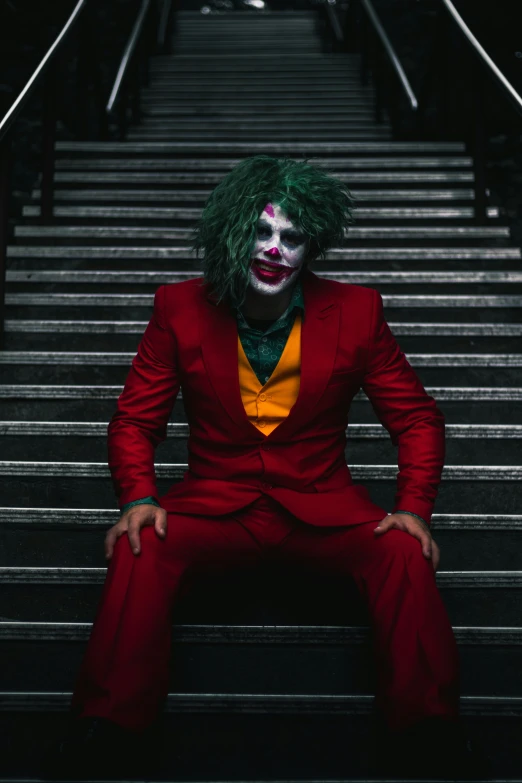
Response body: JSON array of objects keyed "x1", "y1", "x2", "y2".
[{"x1": 190, "y1": 155, "x2": 356, "y2": 308}]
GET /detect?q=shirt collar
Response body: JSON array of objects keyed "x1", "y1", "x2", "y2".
[{"x1": 235, "y1": 275, "x2": 305, "y2": 334}]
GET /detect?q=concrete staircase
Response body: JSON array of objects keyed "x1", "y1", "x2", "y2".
[{"x1": 1, "y1": 8, "x2": 522, "y2": 779}]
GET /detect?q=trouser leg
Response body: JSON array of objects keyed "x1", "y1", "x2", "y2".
[
  {"x1": 270, "y1": 516, "x2": 461, "y2": 733},
  {"x1": 70, "y1": 509, "x2": 264, "y2": 732}
]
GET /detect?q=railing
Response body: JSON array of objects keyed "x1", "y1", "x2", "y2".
[
  {"x1": 319, "y1": 0, "x2": 418, "y2": 131},
  {"x1": 0, "y1": 0, "x2": 93, "y2": 345},
  {"x1": 434, "y1": 0, "x2": 522, "y2": 221},
  {"x1": 358, "y1": 0, "x2": 418, "y2": 121},
  {"x1": 106, "y1": 0, "x2": 159, "y2": 140},
  {"x1": 0, "y1": 0, "x2": 175, "y2": 345},
  {"x1": 320, "y1": 0, "x2": 522, "y2": 225}
]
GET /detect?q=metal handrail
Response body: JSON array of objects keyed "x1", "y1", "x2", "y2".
[
  {"x1": 360, "y1": 0, "x2": 418, "y2": 112},
  {"x1": 106, "y1": 0, "x2": 152, "y2": 115},
  {"x1": 324, "y1": 0, "x2": 343, "y2": 44},
  {"x1": 0, "y1": 0, "x2": 88, "y2": 142},
  {"x1": 321, "y1": 0, "x2": 418, "y2": 126},
  {"x1": 157, "y1": 0, "x2": 174, "y2": 53},
  {"x1": 442, "y1": 0, "x2": 522, "y2": 116},
  {"x1": 0, "y1": 0, "x2": 93, "y2": 347}
]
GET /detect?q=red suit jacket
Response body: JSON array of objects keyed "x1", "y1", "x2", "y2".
[{"x1": 107, "y1": 267, "x2": 445, "y2": 527}]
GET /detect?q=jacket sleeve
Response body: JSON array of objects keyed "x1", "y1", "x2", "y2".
[
  {"x1": 361, "y1": 289, "x2": 445, "y2": 527},
  {"x1": 107, "y1": 284, "x2": 180, "y2": 508}
]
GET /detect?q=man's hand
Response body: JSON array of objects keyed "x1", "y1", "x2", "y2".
[
  {"x1": 373, "y1": 512, "x2": 440, "y2": 572},
  {"x1": 105, "y1": 503, "x2": 167, "y2": 560}
]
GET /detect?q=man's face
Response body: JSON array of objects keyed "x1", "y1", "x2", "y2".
[{"x1": 248, "y1": 202, "x2": 309, "y2": 296}]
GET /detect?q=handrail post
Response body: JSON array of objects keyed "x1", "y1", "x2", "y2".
[
  {"x1": 118, "y1": 96, "x2": 128, "y2": 141},
  {"x1": 373, "y1": 38, "x2": 384, "y2": 124},
  {"x1": 132, "y1": 59, "x2": 141, "y2": 125},
  {"x1": 472, "y1": 66, "x2": 488, "y2": 225},
  {"x1": 0, "y1": 137, "x2": 11, "y2": 347},
  {"x1": 76, "y1": 4, "x2": 91, "y2": 140},
  {"x1": 41, "y1": 61, "x2": 57, "y2": 221},
  {"x1": 360, "y1": 4, "x2": 369, "y2": 86}
]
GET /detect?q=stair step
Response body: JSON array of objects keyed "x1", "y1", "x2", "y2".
[
  {"x1": 1, "y1": 423, "x2": 520, "y2": 466},
  {"x1": 2, "y1": 363, "x2": 519, "y2": 391},
  {"x1": 125, "y1": 132, "x2": 395, "y2": 141},
  {"x1": 140, "y1": 101, "x2": 377, "y2": 110},
  {"x1": 148, "y1": 77, "x2": 367, "y2": 86},
  {"x1": 1, "y1": 420, "x2": 520, "y2": 437},
  {"x1": 142, "y1": 108, "x2": 379, "y2": 117},
  {"x1": 137, "y1": 102, "x2": 374, "y2": 111},
  {"x1": 54, "y1": 141, "x2": 468, "y2": 154},
  {"x1": 171, "y1": 46, "x2": 324, "y2": 53},
  {"x1": 2, "y1": 350, "x2": 520, "y2": 366},
  {"x1": 1, "y1": 617, "x2": 521, "y2": 639},
  {"x1": 7, "y1": 268, "x2": 520, "y2": 285},
  {"x1": 0, "y1": 432, "x2": 522, "y2": 468},
  {"x1": 14, "y1": 244, "x2": 513, "y2": 256},
  {"x1": 0, "y1": 398, "x2": 514, "y2": 426},
  {"x1": 150, "y1": 63, "x2": 365, "y2": 71},
  {"x1": 2, "y1": 636, "x2": 522, "y2": 699},
  {"x1": 3, "y1": 459, "x2": 519, "y2": 524},
  {"x1": 52, "y1": 155, "x2": 474, "y2": 168},
  {"x1": 140, "y1": 90, "x2": 374, "y2": 98},
  {"x1": 6, "y1": 293, "x2": 521, "y2": 308},
  {"x1": 5, "y1": 333, "x2": 515, "y2": 352},
  {"x1": 22, "y1": 205, "x2": 499, "y2": 220},
  {"x1": 26, "y1": 188, "x2": 479, "y2": 204},
  {"x1": 52, "y1": 157, "x2": 474, "y2": 169},
  {"x1": 152, "y1": 53, "x2": 363, "y2": 60},
  {"x1": 1, "y1": 713, "x2": 516, "y2": 778},
  {"x1": 1, "y1": 550, "x2": 522, "y2": 580},
  {"x1": 131, "y1": 121, "x2": 383, "y2": 128},
  {"x1": 142, "y1": 82, "x2": 374, "y2": 90},
  {"x1": 1, "y1": 385, "x2": 519, "y2": 401},
  {"x1": 8, "y1": 245, "x2": 519, "y2": 260},
  {"x1": 4, "y1": 320, "x2": 522, "y2": 337},
  {"x1": 2, "y1": 689, "x2": 521, "y2": 716},
  {"x1": 17, "y1": 225, "x2": 508, "y2": 241}
]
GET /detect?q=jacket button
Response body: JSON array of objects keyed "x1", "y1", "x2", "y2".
[{"x1": 261, "y1": 482, "x2": 272, "y2": 489}]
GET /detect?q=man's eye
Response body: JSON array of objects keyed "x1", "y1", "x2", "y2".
[
  {"x1": 257, "y1": 226, "x2": 271, "y2": 237},
  {"x1": 285, "y1": 235, "x2": 304, "y2": 245}
]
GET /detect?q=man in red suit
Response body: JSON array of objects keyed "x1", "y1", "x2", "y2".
[{"x1": 44, "y1": 156, "x2": 490, "y2": 780}]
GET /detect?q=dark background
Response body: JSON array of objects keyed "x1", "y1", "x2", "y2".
[{"x1": 1, "y1": 0, "x2": 521, "y2": 238}]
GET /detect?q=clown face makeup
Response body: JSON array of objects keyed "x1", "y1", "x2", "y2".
[{"x1": 248, "y1": 202, "x2": 309, "y2": 296}]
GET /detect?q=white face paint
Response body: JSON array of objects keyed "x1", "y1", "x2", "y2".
[{"x1": 248, "y1": 202, "x2": 309, "y2": 296}]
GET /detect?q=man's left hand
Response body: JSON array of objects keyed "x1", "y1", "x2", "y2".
[{"x1": 374, "y1": 512, "x2": 440, "y2": 572}]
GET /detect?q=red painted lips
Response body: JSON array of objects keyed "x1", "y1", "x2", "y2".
[{"x1": 252, "y1": 259, "x2": 296, "y2": 284}]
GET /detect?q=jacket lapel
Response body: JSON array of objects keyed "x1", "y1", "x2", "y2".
[
  {"x1": 198, "y1": 266, "x2": 340, "y2": 439},
  {"x1": 199, "y1": 284, "x2": 255, "y2": 434},
  {"x1": 267, "y1": 267, "x2": 340, "y2": 441}
]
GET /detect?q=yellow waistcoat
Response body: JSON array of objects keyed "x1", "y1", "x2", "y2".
[{"x1": 237, "y1": 313, "x2": 302, "y2": 436}]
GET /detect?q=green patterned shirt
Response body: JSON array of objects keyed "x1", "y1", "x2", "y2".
[
  {"x1": 234, "y1": 276, "x2": 305, "y2": 385},
  {"x1": 119, "y1": 278, "x2": 305, "y2": 514}
]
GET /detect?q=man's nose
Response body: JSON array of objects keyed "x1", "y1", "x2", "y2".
[{"x1": 265, "y1": 246, "x2": 281, "y2": 258}]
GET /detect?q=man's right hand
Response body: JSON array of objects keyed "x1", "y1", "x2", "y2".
[{"x1": 105, "y1": 503, "x2": 167, "y2": 560}]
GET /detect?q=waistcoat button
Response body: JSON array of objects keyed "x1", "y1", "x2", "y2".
[
  {"x1": 258, "y1": 420, "x2": 266, "y2": 428},
  {"x1": 259, "y1": 393, "x2": 266, "y2": 401}
]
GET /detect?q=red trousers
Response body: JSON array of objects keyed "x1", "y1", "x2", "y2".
[{"x1": 70, "y1": 495, "x2": 460, "y2": 734}]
